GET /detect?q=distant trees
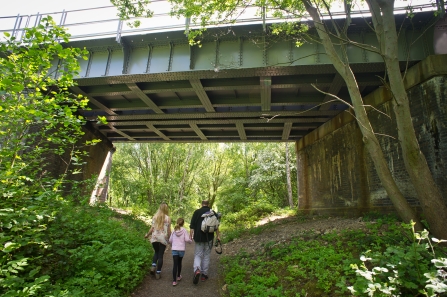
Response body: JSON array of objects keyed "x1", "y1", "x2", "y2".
[{"x1": 109, "y1": 143, "x2": 297, "y2": 217}]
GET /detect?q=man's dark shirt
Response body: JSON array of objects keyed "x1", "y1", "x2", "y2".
[{"x1": 190, "y1": 206, "x2": 215, "y2": 242}]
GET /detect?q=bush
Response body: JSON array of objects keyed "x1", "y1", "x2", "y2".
[
  {"x1": 44, "y1": 203, "x2": 152, "y2": 296},
  {"x1": 347, "y1": 222, "x2": 447, "y2": 297},
  {"x1": 0, "y1": 197, "x2": 152, "y2": 297}
]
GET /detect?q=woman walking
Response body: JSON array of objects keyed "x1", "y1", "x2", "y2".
[
  {"x1": 169, "y1": 218, "x2": 192, "y2": 286},
  {"x1": 145, "y1": 202, "x2": 171, "y2": 279}
]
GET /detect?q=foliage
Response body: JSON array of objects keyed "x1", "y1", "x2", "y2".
[
  {"x1": 0, "y1": 17, "x2": 90, "y2": 185},
  {"x1": 110, "y1": 0, "x2": 153, "y2": 27},
  {"x1": 348, "y1": 223, "x2": 447, "y2": 297},
  {"x1": 43, "y1": 203, "x2": 151, "y2": 296},
  {"x1": 0, "y1": 16, "x2": 89, "y2": 296},
  {"x1": 0, "y1": 17, "x2": 150, "y2": 296},
  {"x1": 219, "y1": 213, "x2": 447, "y2": 297}
]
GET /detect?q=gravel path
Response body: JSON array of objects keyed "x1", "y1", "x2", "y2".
[{"x1": 131, "y1": 242, "x2": 222, "y2": 297}]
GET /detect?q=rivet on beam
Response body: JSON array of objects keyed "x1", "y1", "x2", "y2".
[
  {"x1": 215, "y1": 39, "x2": 220, "y2": 69},
  {"x1": 189, "y1": 45, "x2": 195, "y2": 70},
  {"x1": 263, "y1": 36, "x2": 268, "y2": 66},
  {"x1": 319, "y1": 73, "x2": 344, "y2": 111},
  {"x1": 85, "y1": 50, "x2": 93, "y2": 77},
  {"x1": 146, "y1": 124, "x2": 170, "y2": 141},
  {"x1": 121, "y1": 40, "x2": 131, "y2": 74},
  {"x1": 168, "y1": 42, "x2": 174, "y2": 71},
  {"x1": 282, "y1": 122, "x2": 293, "y2": 140},
  {"x1": 236, "y1": 123, "x2": 247, "y2": 140},
  {"x1": 104, "y1": 47, "x2": 112, "y2": 76},
  {"x1": 190, "y1": 123, "x2": 208, "y2": 140},
  {"x1": 260, "y1": 76, "x2": 272, "y2": 111},
  {"x1": 314, "y1": 43, "x2": 320, "y2": 64},
  {"x1": 145, "y1": 44, "x2": 153, "y2": 73},
  {"x1": 239, "y1": 37, "x2": 243, "y2": 67}
]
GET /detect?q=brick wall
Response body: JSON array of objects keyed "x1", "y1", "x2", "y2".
[{"x1": 296, "y1": 57, "x2": 447, "y2": 216}]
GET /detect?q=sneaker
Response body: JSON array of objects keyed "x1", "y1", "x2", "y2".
[
  {"x1": 172, "y1": 281, "x2": 177, "y2": 286},
  {"x1": 201, "y1": 274, "x2": 208, "y2": 282},
  {"x1": 177, "y1": 275, "x2": 182, "y2": 281},
  {"x1": 156, "y1": 272, "x2": 161, "y2": 280},
  {"x1": 193, "y1": 269, "x2": 200, "y2": 284},
  {"x1": 150, "y1": 266, "x2": 156, "y2": 275}
]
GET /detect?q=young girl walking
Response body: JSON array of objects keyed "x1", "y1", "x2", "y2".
[
  {"x1": 169, "y1": 218, "x2": 192, "y2": 286},
  {"x1": 145, "y1": 203, "x2": 171, "y2": 279}
]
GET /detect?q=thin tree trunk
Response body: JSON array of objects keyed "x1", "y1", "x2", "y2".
[
  {"x1": 370, "y1": 0, "x2": 447, "y2": 239},
  {"x1": 285, "y1": 142, "x2": 294, "y2": 208},
  {"x1": 303, "y1": 0, "x2": 422, "y2": 230},
  {"x1": 178, "y1": 146, "x2": 192, "y2": 201}
]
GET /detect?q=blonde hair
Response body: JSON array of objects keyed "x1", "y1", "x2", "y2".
[
  {"x1": 153, "y1": 203, "x2": 169, "y2": 230},
  {"x1": 174, "y1": 218, "x2": 184, "y2": 231}
]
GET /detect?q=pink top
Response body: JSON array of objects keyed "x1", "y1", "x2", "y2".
[{"x1": 169, "y1": 227, "x2": 192, "y2": 251}]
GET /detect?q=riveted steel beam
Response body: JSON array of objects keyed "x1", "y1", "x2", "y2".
[
  {"x1": 236, "y1": 123, "x2": 247, "y2": 140},
  {"x1": 145, "y1": 45, "x2": 153, "y2": 73},
  {"x1": 108, "y1": 124, "x2": 136, "y2": 141},
  {"x1": 189, "y1": 79, "x2": 215, "y2": 112},
  {"x1": 84, "y1": 51, "x2": 93, "y2": 77},
  {"x1": 168, "y1": 42, "x2": 174, "y2": 72},
  {"x1": 126, "y1": 83, "x2": 164, "y2": 113},
  {"x1": 319, "y1": 74, "x2": 345, "y2": 111},
  {"x1": 104, "y1": 118, "x2": 326, "y2": 126},
  {"x1": 146, "y1": 124, "x2": 171, "y2": 141},
  {"x1": 63, "y1": 12, "x2": 435, "y2": 144},
  {"x1": 190, "y1": 123, "x2": 208, "y2": 140},
  {"x1": 105, "y1": 48, "x2": 113, "y2": 76},
  {"x1": 85, "y1": 79, "x2": 384, "y2": 98},
  {"x1": 102, "y1": 110, "x2": 338, "y2": 121},
  {"x1": 121, "y1": 40, "x2": 131, "y2": 74},
  {"x1": 239, "y1": 37, "x2": 243, "y2": 66},
  {"x1": 260, "y1": 76, "x2": 271, "y2": 111},
  {"x1": 70, "y1": 86, "x2": 117, "y2": 115},
  {"x1": 282, "y1": 122, "x2": 293, "y2": 140}
]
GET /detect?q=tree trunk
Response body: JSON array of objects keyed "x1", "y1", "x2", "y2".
[
  {"x1": 178, "y1": 146, "x2": 192, "y2": 201},
  {"x1": 370, "y1": 0, "x2": 447, "y2": 239},
  {"x1": 285, "y1": 142, "x2": 294, "y2": 208},
  {"x1": 303, "y1": 0, "x2": 422, "y2": 230}
]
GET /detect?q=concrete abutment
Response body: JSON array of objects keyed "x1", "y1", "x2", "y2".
[{"x1": 295, "y1": 55, "x2": 447, "y2": 216}]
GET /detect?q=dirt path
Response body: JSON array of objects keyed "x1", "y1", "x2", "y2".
[
  {"x1": 130, "y1": 215, "x2": 367, "y2": 297},
  {"x1": 131, "y1": 242, "x2": 222, "y2": 297}
]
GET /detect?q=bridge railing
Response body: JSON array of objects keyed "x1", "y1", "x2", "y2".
[{"x1": 0, "y1": 0, "x2": 438, "y2": 43}]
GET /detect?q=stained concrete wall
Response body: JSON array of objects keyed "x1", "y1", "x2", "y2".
[{"x1": 295, "y1": 55, "x2": 447, "y2": 216}]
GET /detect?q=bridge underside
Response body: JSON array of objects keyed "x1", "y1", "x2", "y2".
[{"x1": 69, "y1": 13, "x2": 434, "y2": 143}]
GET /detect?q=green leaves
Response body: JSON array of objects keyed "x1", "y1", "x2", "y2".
[
  {"x1": 348, "y1": 223, "x2": 447, "y2": 297},
  {"x1": 0, "y1": 16, "x2": 104, "y2": 297}
]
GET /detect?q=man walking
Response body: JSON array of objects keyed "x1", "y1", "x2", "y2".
[{"x1": 189, "y1": 200, "x2": 220, "y2": 284}]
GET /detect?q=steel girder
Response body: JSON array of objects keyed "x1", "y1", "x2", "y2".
[{"x1": 67, "y1": 12, "x2": 435, "y2": 143}]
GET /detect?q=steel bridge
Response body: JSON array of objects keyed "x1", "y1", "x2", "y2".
[{"x1": 1, "y1": 3, "x2": 441, "y2": 143}]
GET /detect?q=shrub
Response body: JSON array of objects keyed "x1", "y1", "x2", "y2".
[
  {"x1": 347, "y1": 222, "x2": 447, "y2": 297},
  {"x1": 43, "y1": 203, "x2": 152, "y2": 296}
]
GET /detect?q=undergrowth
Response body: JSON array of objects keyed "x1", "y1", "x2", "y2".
[
  {"x1": 1, "y1": 199, "x2": 152, "y2": 296},
  {"x1": 219, "y1": 214, "x2": 447, "y2": 297}
]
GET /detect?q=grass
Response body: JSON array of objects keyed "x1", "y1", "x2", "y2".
[{"x1": 218, "y1": 213, "x2": 444, "y2": 297}]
